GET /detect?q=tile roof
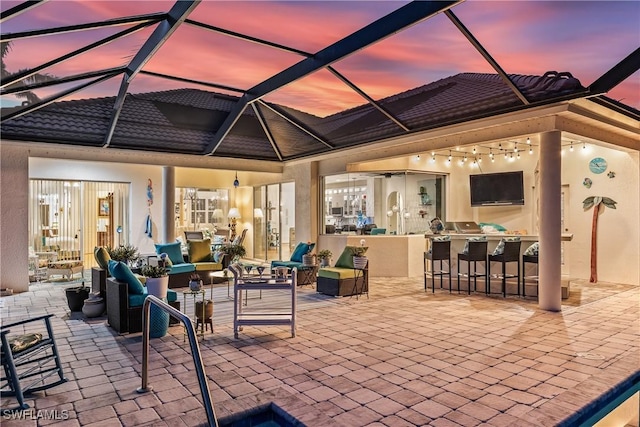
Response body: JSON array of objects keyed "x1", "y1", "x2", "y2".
[{"x1": 0, "y1": 72, "x2": 587, "y2": 160}]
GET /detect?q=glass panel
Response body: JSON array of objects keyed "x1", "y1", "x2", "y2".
[
  {"x1": 175, "y1": 188, "x2": 229, "y2": 240},
  {"x1": 266, "y1": 184, "x2": 280, "y2": 261},
  {"x1": 29, "y1": 179, "x2": 130, "y2": 271},
  {"x1": 322, "y1": 172, "x2": 446, "y2": 235},
  {"x1": 253, "y1": 186, "x2": 267, "y2": 261},
  {"x1": 280, "y1": 182, "x2": 295, "y2": 261}
]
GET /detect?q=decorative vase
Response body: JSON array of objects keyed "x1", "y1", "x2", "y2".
[
  {"x1": 82, "y1": 293, "x2": 105, "y2": 318},
  {"x1": 319, "y1": 258, "x2": 330, "y2": 268},
  {"x1": 146, "y1": 276, "x2": 169, "y2": 299},
  {"x1": 65, "y1": 285, "x2": 90, "y2": 312},
  {"x1": 195, "y1": 300, "x2": 214, "y2": 321},
  {"x1": 353, "y1": 256, "x2": 368, "y2": 270},
  {"x1": 189, "y1": 279, "x2": 203, "y2": 292},
  {"x1": 302, "y1": 253, "x2": 316, "y2": 266}
]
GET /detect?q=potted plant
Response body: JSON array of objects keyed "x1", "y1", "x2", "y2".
[
  {"x1": 65, "y1": 281, "x2": 90, "y2": 312},
  {"x1": 189, "y1": 273, "x2": 203, "y2": 291},
  {"x1": 350, "y1": 241, "x2": 368, "y2": 270},
  {"x1": 302, "y1": 243, "x2": 316, "y2": 266},
  {"x1": 317, "y1": 249, "x2": 332, "y2": 267},
  {"x1": 141, "y1": 264, "x2": 169, "y2": 299},
  {"x1": 107, "y1": 244, "x2": 139, "y2": 266},
  {"x1": 221, "y1": 244, "x2": 246, "y2": 264}
]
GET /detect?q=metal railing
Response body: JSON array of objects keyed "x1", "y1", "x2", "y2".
[{"x1": 137, "y1": 295, "x2": 218, "y2": 427}]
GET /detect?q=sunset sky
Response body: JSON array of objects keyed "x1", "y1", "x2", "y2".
[{"x1": 1, "y1": 0, "x2": 638, "y2": 116}]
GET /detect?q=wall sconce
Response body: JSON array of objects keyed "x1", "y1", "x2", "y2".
[
  {"x1": 254, "y1": 208, "x2": 264, "y2": 219},
  {"x1": 228, "y1": 208, "x2": 241, "y2": 241}
]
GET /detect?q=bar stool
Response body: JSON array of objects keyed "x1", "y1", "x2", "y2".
[
  {"x1": 522, "y1": 254, "x2": 539, "y2": 297},
  {"x1": 488, "y1": 240, "x2": 522, "y2": 297},
  {"x1": 424, "y1": 240, "x2": 451, "y2": 293},
  {"x1": 457, "y1": 240, "x2": 488, "y2": 294}
]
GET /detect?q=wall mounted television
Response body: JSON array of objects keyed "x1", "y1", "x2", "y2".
[
  {"x1": 331, "y1": 206, "x2": 343, "y2": 216},
  {"x1": 469, "y1": 171, "x2": 525, "y2": 206}
]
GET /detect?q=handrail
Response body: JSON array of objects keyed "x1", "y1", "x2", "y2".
[{"x1": 137, "y1": 295, "x2": 218, "y2": 427}]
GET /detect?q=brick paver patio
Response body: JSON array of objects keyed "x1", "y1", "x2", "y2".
[{"x1": 1, "y1": 277, "x2": 638, "y2": 426}]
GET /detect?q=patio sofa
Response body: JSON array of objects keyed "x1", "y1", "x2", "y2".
[
  {"x1": 154, "y1": 240, "x2": 225, "y2": 288},
  {"x1": 317, "y1": 246, "x2": 369, "y2": 296}
]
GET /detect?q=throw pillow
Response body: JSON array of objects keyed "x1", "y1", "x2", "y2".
[
  {"x1": 492, "y1": 236, "x2": 521, "y2": 256},
  {"x1": 94, "y1": 246, "x2": 111, "y2": 270},
  {"x1": 291, "y1": 242, "x2": 315, "y2": 263},
  {"x1": 524, "y1": 242, "x2": 539, "y2": 256},
  {"x1": 188, "y1": 238, "x2": 212, "y2": 263},
  {"x1": 158, "y1": 253, "x2": 173, "y2": 267},
  {"x1": 155, "y1": 242, "x2": 184, "y2": 265},
  {"x1": 462, "y1": 236, "x2": 487, "y2": 254},
  {"x1": 213, "y1": 250, "x2": 224, "y2": 263},
  {"x1": 111, "y1": 261, "x2": 145, "y2": 295}
]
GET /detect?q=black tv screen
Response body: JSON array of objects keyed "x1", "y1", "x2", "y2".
[{"x1": 470, "y1": 171, "x2": 524, "y2": 206}]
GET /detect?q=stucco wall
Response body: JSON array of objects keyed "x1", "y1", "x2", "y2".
[{"x1": 1, "y1": 144, "x2": 29, "y2": 292}]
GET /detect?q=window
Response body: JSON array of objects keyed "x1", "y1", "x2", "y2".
[{"x1": 322, "y1": 172, "x2": 446, "y2": 235}]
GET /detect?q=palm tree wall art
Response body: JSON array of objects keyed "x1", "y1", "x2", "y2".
[{"x1": 582, "y1": 196, "x2": 617, "y2": 283}]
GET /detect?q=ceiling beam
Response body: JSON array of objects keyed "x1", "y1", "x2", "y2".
[
  {"x1": 1, "y1": 13, "x2": 165, "y2": 42},
  {"x1": 103, "y1": 0, "x2": 200, "y2": 148},
  {"x1": 0, "y1": 0, "x2": 46, "y2": 24},
  {"x1": 1, "y1": 67, "x2": 125, "y2": 95},
  {"x1": 327, "y1": 66, "x2": 410, "y2": 132},
  {"x1": 205, "y1": 0, "x2": 460, "y2": 154},
  {"x1": 1, "y1": 22, "x2": 151, "y2": 89},
  {"x1": 257, "y1": 101, "x2": 333, "y2": 149},
  {"x1": 1, "y1": 74, "x2": 118, "y2": 123},
  {"x1": 588, "y1": 47, "x2": 640, "y2": 96},
  {"x1": 445, "y1": 10, "x2": 529, "y2": 105},
  {"x1": 139, "y1": 70, "x2": 245, "y2": 94},
  {"x1": 252, "y1": 103, "x2": 283, "y2": 161}
]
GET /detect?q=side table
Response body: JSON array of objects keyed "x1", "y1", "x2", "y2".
[
  {"x1": 298, "y1": 264, "x2": 318, "y2": 286},
  {"x1": 351, "y1": 268, "x2": 368, "y2": 300},
  {"x1": 182, "y1": 289, "x2": 207, "y2": 340}
]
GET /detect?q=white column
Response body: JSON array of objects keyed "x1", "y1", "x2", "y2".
[
  {"x1": 162, "y1": 166, "x2": 175, "y2": 244},
  {"x1": 538, "y1": 131, "x2": 562, "y2": 311},
  {"x1": 0, "y1": 144, "x2": 30, "y2": 293}
]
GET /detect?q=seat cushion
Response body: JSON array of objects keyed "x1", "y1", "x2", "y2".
[
  {"x1": 318, "y1": 267, "x2": 357, "y2": 280},
  {"x1": 193, "y1": 262, "x2": 223, "y2": 271},
  {"x1": 334, "y1": 246, "x2": 368, "y2": 269},
  {"x1": 290, "y1": 242, "x2": 315, "y2": 263},
  {"x1": 271, "y1": 260, "x2": 303, "y2": 269},
  {"x1": 168, "y1": 263, "x2": 196, "y2": 274},
  {"x1": 524, "y1": 242, "x2": 539, "y2": 256},
  {"x1": 188, "y1": 239, "x2": 212, "y2": 263},
  {"x1": 155, "y1": 242, "x2": 184, "y2": 265},
  {"x1": 94, "y1": 246, "x2": 111, "y2": 270},
  {"x1": 130, "y1": 289, "x2": 178, "y2": 307},
  {"x1": 492, "y1": 236, "x2": 521, "y2": 256},
  {"x1": 110, "y1": 261, "x2": 145, "y2": 295},
  {"x1": 462, "y1": 236, "x2": 487, "y2": 254}
]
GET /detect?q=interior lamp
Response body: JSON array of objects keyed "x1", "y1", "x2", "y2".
[
  {"x1": 228, "y1": 208, "x2": 241, "y2": 240},
  {"x1": 254, "y1": 208, "x2": 264, "y2": 219},
  {"x1": 233, "y1": 172, "x2": 240, "y2": 188}
]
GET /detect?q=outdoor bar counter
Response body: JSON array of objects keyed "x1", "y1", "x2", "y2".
[{"x1": 318, "y1": 232, "x2": 573, "y2": 279}]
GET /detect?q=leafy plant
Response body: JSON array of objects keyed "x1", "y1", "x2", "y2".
[
  {"x1": 583, "y1": 196, "x2": 617, "y2": 283},
  {"x1": 317, "y1": 249, "x2": 332, "y2": 260},
  {"x1": 107, "y1": 244, "x2": 139, "y2": 262},
  {"x1": 221, "y1": 244, "x2": 246, "y2": 260},
  {"x1": 350, "y1": 246, "x2": 368, "y2": 257},
  {"x1": 140, "y1": 264, "x2": 167, "y2": 278}
]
